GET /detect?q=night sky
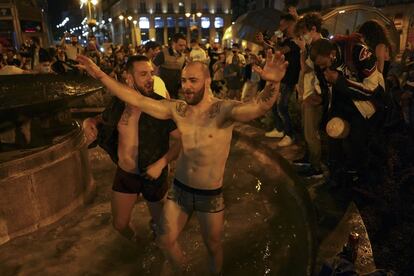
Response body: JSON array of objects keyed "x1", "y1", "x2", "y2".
[{"x1": 47, "y1": 0, "x2": 81, "y2": 25}]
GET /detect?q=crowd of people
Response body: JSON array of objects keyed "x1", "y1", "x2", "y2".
[{"x1": 2, "y1": 9, "x2": 414, "y2": 274}]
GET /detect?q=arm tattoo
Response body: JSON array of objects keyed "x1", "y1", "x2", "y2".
[
  {"x1": 256, "y1": 84, "x2": 276, "y2": 104},
  {"x1": 176, "y1": 102, "x2": 188, "y2": 117},
  {"x1": 209, "y1": 101, "x2": 222, "y2": 118},
  {"x1": 119, "y1": 106, "x2": 132, "y2": 125}
]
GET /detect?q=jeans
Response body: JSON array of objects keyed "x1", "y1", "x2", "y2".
[
  {"x1": 272, "y1": 83, "x2": 295, "y2": 137},
  {"x1": 302, "y1": 103, "x2": 323, "y2": 171}
]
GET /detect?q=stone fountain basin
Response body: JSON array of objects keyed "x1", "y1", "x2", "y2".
[{"x1": 0, "y1": 122, "x2": 95, "y2": 245}]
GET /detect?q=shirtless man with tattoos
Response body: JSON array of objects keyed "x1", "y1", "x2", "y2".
[
  {"x1": 77, "y1": 50, "x2": 288, "y2": 275},
  {"x1": 82, "y1": 55, "x2": 181, "y2": 242}
]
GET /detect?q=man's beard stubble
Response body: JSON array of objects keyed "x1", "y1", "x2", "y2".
[{"x1": 184, "y1": 84, "x2": 204, "y2": 106}]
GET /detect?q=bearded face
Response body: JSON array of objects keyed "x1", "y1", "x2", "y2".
[{"x1": 183, "y1": 82, "x2": 205, "y2": 105}]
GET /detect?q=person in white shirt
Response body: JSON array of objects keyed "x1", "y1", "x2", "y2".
[
  {"x1": 61, "y1": 34, "x2": 84, "y2": 61},
  {"x1": 189, "y1": 39, "x2": 208, "y2": 64},
  {"x1": 225, "y1": 43, "x2": 246, "y2": 66}
]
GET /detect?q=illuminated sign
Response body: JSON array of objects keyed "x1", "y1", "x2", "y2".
[{"x1": 20, "y1": 20, "x2": 42, "y2": 33}]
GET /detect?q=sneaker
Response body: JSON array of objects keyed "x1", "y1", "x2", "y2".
[
  {"x1": 298, "y1": 166, "x2": 324, "y2": 178},
  {"x1": 265, "y1": 129, "x2": 284, "y2": 138},
  {"x1": 278, "y1": 135, "x2": 293, "y2": 147},
  {"x1": 293, "y1": 156, "x2": 310, "y2": 166}
]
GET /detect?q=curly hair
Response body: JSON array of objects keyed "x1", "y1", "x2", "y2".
[
  {"x1": 358, "y1": 19, "x2": 394, "y2": 56},
  {"x1": 301, "y1": 12, "x2": 322, "y2": 33}
]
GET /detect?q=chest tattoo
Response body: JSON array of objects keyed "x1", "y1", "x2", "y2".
[
  {"x1": 119, "y1": 106, "x2": 132, "y2": 125},
  {"x1": 209, "y1": 101, "x2": 222, "y2": 118},
  {"x1": 176, "y1": 102, "x2": 188, "y2": 117}
]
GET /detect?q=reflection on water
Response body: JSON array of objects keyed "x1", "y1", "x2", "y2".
[
  {"x1": 130, "y1": 147, "x2": 311, "y2": 275},
  {"x1": 0, "y1": 144, "x2": 312, "y2": 275}
]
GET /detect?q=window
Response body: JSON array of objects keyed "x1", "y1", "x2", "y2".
[
  {"x1": 178, "y1": 17, "x2": 187, "y2": 36},
  {"x1": 154, "y1": 17, "x2": 164, "y2": 44},
  {"x1": 191, "y1": 1, "x2": 196, "y2": 12},
  {"x1": 166, "y1": 17, "x2": 175, "y2": 28},
  {"x1": 155, "y1": 2, "x2": 162, "y2": 13},
  {"x1": 167, "y1": 17, "x2": 176, "y2": 42},
  {"x1": 139, "y1": 1, "x2": 146, "y2": 13},
  {"x1": 154, "y1": 17, "x2": 164, "y2": 28},
  {"x1": 167, "y1": 2, "x2": 173, "y2": 13},
  {"x1": 214, "y1": 17, "x2": 224, "y2": 28},
  {"x1": 179, "y1": 2, "x2": 185, "y2": 13},
  {"x1": 201, "y1": 17, "x2": 210, "y2": 29},
  {"x1": 139, "y1": 17, "x2": 150, "y2": 29},
  {"x1": 216, "y1": 1, "x2": 223, "y2": 13},
  {"x1": 203, "y1": 1, "x2": 209, "y2": 12}
]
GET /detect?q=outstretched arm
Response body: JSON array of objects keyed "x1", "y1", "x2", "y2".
[
  {"x1": 76, "y1": 55, "x2": 173, "y2": 120},
  {"x1": 229, "y1": 50, "x2": 287, "y2": 122}
]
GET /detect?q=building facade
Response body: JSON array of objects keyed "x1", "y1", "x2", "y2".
[
  {"x1": 100, "y1": 0, "x2": 232, "y2": 46},
  {"x1": 0, "y1": 0, "x2": 50, "y2": 48}
]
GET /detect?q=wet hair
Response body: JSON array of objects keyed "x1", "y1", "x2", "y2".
[
  {"x1": 172, "y1": 33, "x2": 186, "y2": 43},
  {"x1": 280, "y1": 13, "x2": 296, "y2": 23},
  {"x1": 144, "y1": 41, "x2": 161, "y2": 52},
  {"x1": 125, "y1": 55, "x2": 150, "y2": 73},
  {"x1": 358, "y1": 19, "x2": 393, "y2": 55},
  {"x1": 301, "y1": 12, "x2": 322, "y2": 33},
  {"x1": 310, "y1": 39, "x2": 335, "y2": 62},
  {"x1": 183, "y1": 61, "x2": 210, "y2": 78}
]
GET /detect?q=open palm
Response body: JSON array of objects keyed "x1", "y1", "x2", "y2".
[{"x1": 253, "y1": 50, "x2": 288, "y2": 82}]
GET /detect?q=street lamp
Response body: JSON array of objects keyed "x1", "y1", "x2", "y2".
[
  {"x1": 185, "y1": 12, "x2": 202, "y2": 41},
  {"x1": 80, "y1": 0, "x2": 98, "y2": 31}
]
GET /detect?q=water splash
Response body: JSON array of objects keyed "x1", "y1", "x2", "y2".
[
  {"x1": 263, "y1": 240, "x2": 272, "y2": 275},
  {"x1": 255, "y1": 179, "x2": 262, "y2": 192}
]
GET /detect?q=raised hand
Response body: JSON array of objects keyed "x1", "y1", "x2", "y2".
[
  {"x1": 76, "y1": 55, "x2": 106, "y2": 79},
  {"x1": 253, "y1": 50, "x2": 288, "y2": 83}
]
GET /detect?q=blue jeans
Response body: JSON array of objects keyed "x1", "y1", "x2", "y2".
[{"x1": 272, "y1": 83, "x2": 294, "y2": 137}]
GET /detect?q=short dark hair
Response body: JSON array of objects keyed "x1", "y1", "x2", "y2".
[
  {"x1": 144, "y1": 41, "x2": 161, "y2": 52},
  {"x1": 302, "y1": 12, "x2": 322, "y2": 33},
  {"x1": 310, "y1": 39, "x2": 335, "y2": 62},
  {"x1": 190, "y1": 38, "x2": 198, "y2": 44},
  {"x1": 172, "y1": 33, "x2": 186, "y2": 43},
  {"x1": 280, "y1": 13, "x2": 296, "y2": 23},
  {"x1": 126, "y1": 55, "x2": 150, "y2": 73}
]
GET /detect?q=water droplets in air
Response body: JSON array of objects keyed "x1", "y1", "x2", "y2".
[
  {"x1": 263, "y1": 240, "x2": 272, "y2": 275},
  {"x1": 255, "y1": 178, "x2": 262, "y2": 192}
]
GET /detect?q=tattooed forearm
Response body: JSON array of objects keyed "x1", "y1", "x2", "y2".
[
  {"x1": 176, "y1": 102, "x2": 188, "y2": 117},
  {"x1": 119, "y1": 106, "x2": 132, "y2": 125},
  {"x1": 256, "y1": 83, "x2": 277, "y2": 104},
  {"x1": 209, "y1": 101, "x2": 222, "y2": 118}
]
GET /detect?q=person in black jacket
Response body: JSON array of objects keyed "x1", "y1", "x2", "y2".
[
  {"x1": 310, "y1": 38, "x2": 385, "y2": 186},
  {"x1": 82, "y1": 55, "x2": 181, "y2": 242}
]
